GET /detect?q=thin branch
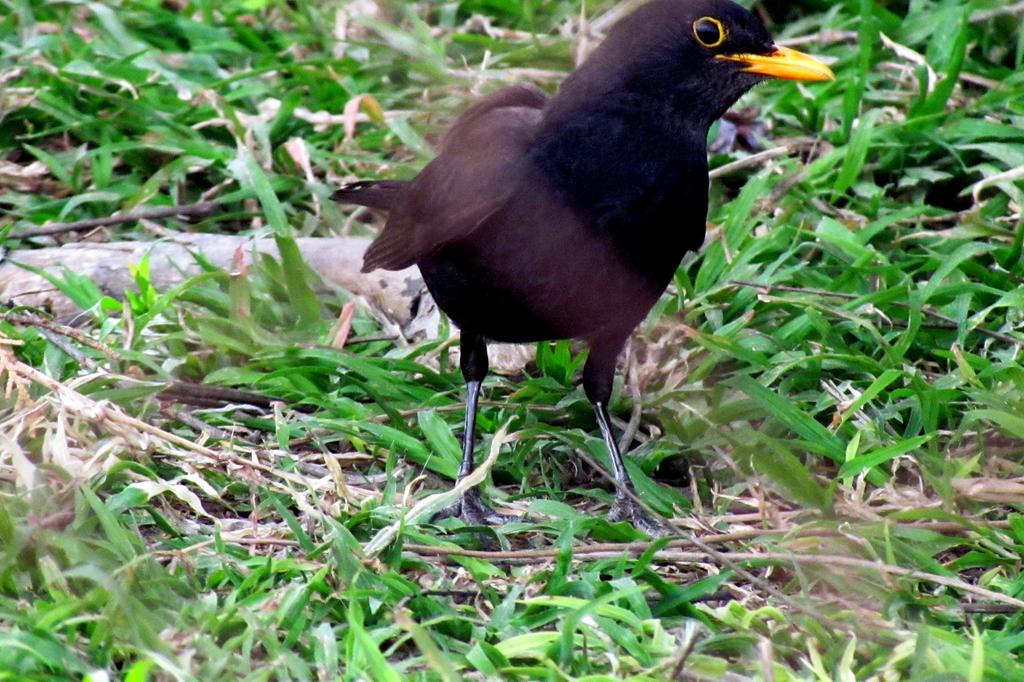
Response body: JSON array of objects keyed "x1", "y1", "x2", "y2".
[
  {"x1": 404, "y1": 540, "x2": 1024, "y2": 609},
  {"x1": 346, "y1": 334, "x2": 399, "y2": 345},
  {"x1": 731, "y1": 280, "x2": 1021, "y2": 346},
  {"x1": 778, "y1": 30, "x2": 858, "y2": 49},
  {"x1": 970, "y1": 2, "x2": 1024, "y2": 23},
  {"x1": 160, "y1": 405, "x2": 235, "y2": 442},
  {"x1": 11, "y1": 201, "x2": 222, "y2": 239},
  {"x1": 152, "y1": 535, "x2": 301, "y2": 560},
  {"x1": 709, "y1": 144, "x2": 805, "y2": 179},
  {"x1": 960, "y1": 603, "x2": 1022, "y2": 615},
  {"x1": 1, "y1": 310, "x2": 122, "y2": 360},
  {"x1": 157, "y1": 521, "x2": 998, "y2": 566},
  {"x1": 163, "y1": 522, "x2": 1021, "y2": 611},
  {"x1": 364, "y1": 400, "x2": 562, "y2": 425},
  {"x1": 403, "y1": 520, "x2": 997, "y2": 562},
  {"x1": 157, "y1": 381, "x2": 281, "y2": 410},
  {"x1": 399, "y1": 520, "x2": 999, "y2": 557},
  {"x1": 776, "y1": 4, "x2": 1024, "y2": 51},
  {"x1": 669, "y1": 622, "x2": 703, "y2": 680},
  {"x1": 35, "y1": 328, "x2": 97, "y2": 368}
]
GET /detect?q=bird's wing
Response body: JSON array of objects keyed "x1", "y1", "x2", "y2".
[
  {"x1": 333, "y1": 179, "x2": 409, "y2": 211},
  {"x1": 361, "y1": 85, "x2": 548, "y2": 272}
]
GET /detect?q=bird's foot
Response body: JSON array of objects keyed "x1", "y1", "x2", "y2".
[
  {"x1": 608, "y1": 495, "x2": 670, "y2": 537},
  {"x1": 433, "y1": 490, "x2": 525, "y2": 526}
]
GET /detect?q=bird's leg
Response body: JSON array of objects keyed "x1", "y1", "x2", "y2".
[
  {"x1": 434, "y1": 332, "x2": 521, "y2": 526},
  {"x1": 453, "y1": 376, "x2": 506, "y2": 524},
  {"x1": 592, "y1": 401, "x2": 667, "y2": 536},
  {"x1": 583, "y1": 342, "x2": 668, "y2": 537}
]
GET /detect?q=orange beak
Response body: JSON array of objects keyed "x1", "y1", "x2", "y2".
[{"x1": 716, "y1": 45, "x2": 835, "y2": 82}]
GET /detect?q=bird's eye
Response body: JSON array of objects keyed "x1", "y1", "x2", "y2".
[{"x1": 693, "y1": 17, "x2": 726, "y2": 48}]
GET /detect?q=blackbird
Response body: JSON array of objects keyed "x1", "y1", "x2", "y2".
[{"x1": 335, "y1": 0, "x2": 833, "y2": 533}]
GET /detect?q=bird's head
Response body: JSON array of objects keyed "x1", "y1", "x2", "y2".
[
  {"x1": 558, "y1": 0, "x2": 834, "y2": 128},
  {"x1": 686, "y1": 1, "x2": 834, "y2": 81}
]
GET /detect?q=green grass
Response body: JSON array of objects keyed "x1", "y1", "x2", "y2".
[{"x1": 2, "y1": 0, "x2": 1024, "y2": 679}]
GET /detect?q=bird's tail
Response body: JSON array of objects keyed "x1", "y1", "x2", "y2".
[{"x1": 332, "y1": 179, "x2": 408, "y2": 211}]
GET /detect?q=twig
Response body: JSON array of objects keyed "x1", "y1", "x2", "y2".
[
  {"x1": 161, "y1": 520, "x2": 1020, "y2": 613},
  {"x1": 420, "y1": 589, "x2": 481, "y2": 598},
  {"x1": 157, "y1": 381, "x2": 281, "y2": 410},
  {"x1": 759, "y1": 639, "x2": 777, "y2": 682},
  {"x1": 43, "y1": 330, "x2": 101, "y2": 369},
  {"x1": 161, "y1": 405, "x2": 234, "y2": 442},
  {"x1": 959, "y1": 72, "x2": 1002, "y2": 90},
  {"x1": 709, "y1": 144, "x2": 806, "y2": 180},
  {"x1": 330, "y1": 301, "x2": 357, "y2": 349},
  {"x1": 404, "y1": 541, "x2": 1024, "y2": 609},
  {"x1": 960, "y1": 603, "x2": 1022, "y2": 615},
  {"x1": 730, "y1": 280, "x2": 1021, "y2": 346},
  {"x1": 346, "y1": 334, "x2": 399, "y2": 345},
  {"x1": 778, "y1": 30, "x2": 858, "y2": 49},
  {"x1": 970, "y1": 2, "x2": 1024, "y2": 23},
  {"x1": 365, "y1": 400, "x2": 562, "y2": 425},
  {"x1": 152, "y1": 534, "x2": 301, "y2": 559},
  {"x1": 589, "y1": 0, "x2": 648, "y2": 35},
  {"x1": 1, "y1": 310, "x2": 122, "y2": 361},
  {"x1": 402, "y1": 520, "x2": 996, "y2": 562},
  {"x1": 776, "y1": 3, "x2": 1024, "y2": 51},
  {"x1": 669, "y1": 622, "x2": 703, "y2": 681},
  {"x1": 11, "y1": 201, "x2": 222, "y2": 239}
]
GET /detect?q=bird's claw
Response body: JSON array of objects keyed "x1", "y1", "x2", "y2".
[
  {"x1": 608, "y1": 495, "x2": 671, "y2": 537},
  {"x1": 433, "y1": 490, "x2": 525, "y2": 526}
]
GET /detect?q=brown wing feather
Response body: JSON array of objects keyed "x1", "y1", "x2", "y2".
[
  {"x1": 362, "y1": 85, "x2": 548, "y2": 272},
  {"x1": 333, "y1": 179, "x2": 408, "y2": 211}
]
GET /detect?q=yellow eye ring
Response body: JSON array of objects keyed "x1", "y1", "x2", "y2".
[{"x1": 693, "y1": 17, "x2": 726, "y2": 48}]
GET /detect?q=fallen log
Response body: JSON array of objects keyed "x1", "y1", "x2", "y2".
[
  {"x1": 0, "y1": 233, "x2": 534, "y2": 374},
  {"x1": 1, "y1": 234, "x2": 423, "y2": 324}
]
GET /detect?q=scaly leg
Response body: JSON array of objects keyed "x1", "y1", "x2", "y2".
[
  {"x1": 583, "y1": 340, "x2": 668, "y2": 537},
  {"x1": 433, "y1": 331, "x2": 521, "y2": 526}
]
